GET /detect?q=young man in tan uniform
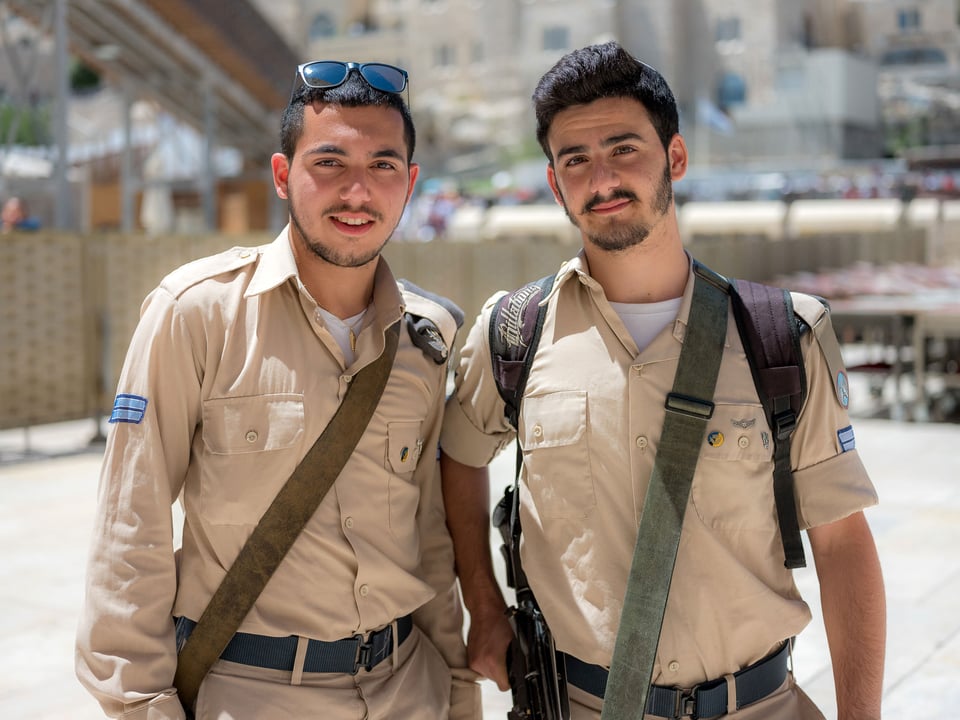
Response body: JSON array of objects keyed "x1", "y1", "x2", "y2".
[
  {"x1": 440, "y1": 43, "x2": 885, "y2": 719},
  {"x1": 76, "y1": 63, "x2": 479, "y2": 719}
]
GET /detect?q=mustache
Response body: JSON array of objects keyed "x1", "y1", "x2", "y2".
[
  {"x1": 582, "y1": 188, "x2": 638, "y2": 214},
  {"x1": 324, "y1": 204, "x2": 384, "y2": 222}
]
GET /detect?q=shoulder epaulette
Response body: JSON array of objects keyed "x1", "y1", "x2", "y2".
[
  {"x1": 160, "y1": 246, "x2": 260, "y2": 298},
  {"x1": 399, "y1": 279, "x2": 464, "y2": 364}
]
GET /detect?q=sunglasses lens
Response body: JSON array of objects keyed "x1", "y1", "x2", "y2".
[
  {"x1": 360, "y1": 64, "x2": 407, "y2": 93},
  {"x1": 301, "y1": 62, "x2": 348, "y2": 88}
]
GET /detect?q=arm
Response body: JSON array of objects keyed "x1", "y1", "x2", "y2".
[
  {"x1": 808, "y1": 511, "x2": 885, "y2": 720},
  {"x1": 440, "y1": 449, "x2": 513, "y2": 690},
  {"x1": 76, "y1": 289, "x2": 199, "y2": 719}
]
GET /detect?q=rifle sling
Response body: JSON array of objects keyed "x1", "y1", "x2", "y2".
[
  {"x1": 601, "y1": 265, "x2": 730, "y2": 719},
  {"x1": 174, "y1": 321, "x2": 401, "y2": 715}
]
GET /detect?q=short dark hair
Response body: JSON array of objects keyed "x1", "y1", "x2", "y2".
[
  {"x1": 532, "y1": 41, "x2": 678, "y2": 163},
  {"x1": 279, "y1": 70, "x2": 416, "y2": 162}
]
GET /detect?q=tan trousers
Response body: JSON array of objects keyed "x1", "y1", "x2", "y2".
[
  {"x1": 567, "y1": 674, "x2": 826, "y2": 720},
  {"x1": 194, "y1": 627, "x2": 455, "y2": 720}
]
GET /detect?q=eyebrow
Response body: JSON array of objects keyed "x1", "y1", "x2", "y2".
[
  {"x1": 555, "y1": 132, "x2": 645, "y2": 161},
  {"x1": 303, "y1": 145, "x2": 405, "y2": 162}
]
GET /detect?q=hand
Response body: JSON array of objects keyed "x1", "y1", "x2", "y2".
[{"x1": 466, "y1": 606, "x2": 513, "y2": 691}]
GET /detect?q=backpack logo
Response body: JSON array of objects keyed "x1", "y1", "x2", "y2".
[{"x1": 498, "y1": 283, "x2": 542, "y2": 350}]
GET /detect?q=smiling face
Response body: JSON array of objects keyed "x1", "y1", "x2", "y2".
[
  {"x1": 546, "y1": 96, "x2": 687, "y2": 253},
  {"x1": 271, "y1": 102, "x2": 418, "y2": 268}
]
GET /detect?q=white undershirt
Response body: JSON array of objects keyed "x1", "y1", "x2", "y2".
[
  {"x1": 609, "y1": 297, "x2": 683, "y2": 352},
  {"x1": 316, "y1": 306, "x2": 367, "y2": 365}
]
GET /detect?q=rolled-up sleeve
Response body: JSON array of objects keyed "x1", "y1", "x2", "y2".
[{"x1": 440, "y1": 297, "x2": 516, "y2": 467}]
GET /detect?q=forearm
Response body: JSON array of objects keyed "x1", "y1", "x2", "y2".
[
  {"x1": 809, "y1": 511, "x2": 886, "y2": 720},
  {"x1": 440, "y1": 450, "x2": 507, "y2": 616}
]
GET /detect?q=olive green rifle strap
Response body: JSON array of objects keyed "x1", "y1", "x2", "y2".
[
  {"x1": 174, "y1": 321, "x2": 400, "y2": 716},
  {"x1": 600, "y1": 265, "x2": 730, "y2": 720}
]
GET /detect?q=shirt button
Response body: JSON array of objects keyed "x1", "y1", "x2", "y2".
[
  {"x1": 359, "y1": 584, "x2": 369, "y2": 597},
  {"x1": 668, "y1": 660, "x2": 680, "y2": 673},
  {"x1": 532, "y1": 424, "x2": 543, "y2": 438},
  {"x1": 245, "y1": 430, "x2": 258, "y2": 443},
  {"x1": 738, "y1": 435, "x2": 750, "y2": 448},
  {"x1": 635, "y1": 436, "x2": 648, "y2": 449},
  {"x1": 344, "y1": 517, "x2": 354, "y2": 529}
]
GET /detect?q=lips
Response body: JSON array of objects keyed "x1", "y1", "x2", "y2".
[{"x1": 330, "y1": 215, "x2": 375, "y2": 234}]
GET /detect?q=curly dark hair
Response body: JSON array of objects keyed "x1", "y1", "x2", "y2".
[{"x1": 532, "y1": 41, "x2": 678, "y2": 163}]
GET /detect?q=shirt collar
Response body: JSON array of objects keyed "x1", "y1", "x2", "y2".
[
  {"x1": 243, "y1": 224, "x2": 405, "y2": 329},
  {"x1": 244, "y1": 226, "x2": 299, "y2": 298}
]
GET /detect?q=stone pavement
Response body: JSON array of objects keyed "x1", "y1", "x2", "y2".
[{"x1": 1, "y1": 414, "x2": 958, "y2": 719}]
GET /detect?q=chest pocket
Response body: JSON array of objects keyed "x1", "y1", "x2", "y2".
[
  {"x1": 520, "y1": 390, "x2": 596, "y2": 519},
  {"x1": 202, "y1": 393, "x2": 304, "y2": 454},
  {"x1": 200, "y1": 394, "x2": 304, "y2": 525},
  {"x1": 691, "y1": 402, "x2": 777, "y2": 532},
  {"x1": 386, "y1": 420, "x2": 424, "y2": 536}
]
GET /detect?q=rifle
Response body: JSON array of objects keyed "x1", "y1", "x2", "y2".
[{"x1": 494, "y1": 485, "x2": 570, "y2": 720}]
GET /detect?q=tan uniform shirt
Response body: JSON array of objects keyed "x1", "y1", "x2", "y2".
[
  {"x1": 77, "y1": 229, "x2": 468, "y2": 717},
  {"x1": 441, "y1": 252, "x2": 878, "y2": 689}
]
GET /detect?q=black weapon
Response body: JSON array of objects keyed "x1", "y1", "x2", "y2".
[{"x1": 494, "y1": 486, "x2": 570, "y2": 720}]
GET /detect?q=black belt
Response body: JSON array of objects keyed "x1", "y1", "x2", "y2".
[
  {"x1": 563, "y1": 640, "x2": 791, "y2": 719},
  {"x1": 175, "y1": 615, "x2": 413, "y2": 675}
]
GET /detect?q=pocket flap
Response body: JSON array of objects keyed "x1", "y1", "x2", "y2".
[
  {"x1": 521, "y1": 391, "x2": 587, "y2": 449},
  {"x1": 202, "y1": 394, "x2": 304, "y2": 454}
]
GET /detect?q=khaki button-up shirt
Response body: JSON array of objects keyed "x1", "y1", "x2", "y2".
[
  {"x1": 441, "y1": 253, "x2": 877, "y2": 688},
  {"x1": 77, "y1": 229, "x2": 466, "y2": 717}
]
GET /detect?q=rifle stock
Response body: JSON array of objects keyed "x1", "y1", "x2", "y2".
[{"x1": 494, "y1": 486, "x2": 570, "y2": 720}]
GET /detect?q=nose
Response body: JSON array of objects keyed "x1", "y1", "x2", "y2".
[
  {"x1": 589, "y1": 159, "x2": 620, "y2": 196},
  {"x1": 340, "y1": 169, "x2": 372, "y2": 204}
]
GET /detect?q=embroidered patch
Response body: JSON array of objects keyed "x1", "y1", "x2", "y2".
[
  {"x1": 707, "y1": 431, "x2": 724, "y2": 447},
  {"x1": 836, "y1": 371, "x2": 850, "y2": 409},
  {"x1": 109, "y1": 394, "x2": 148, "y2": 424},
  {"x1": 400, "y1": 446, "x2": 409, "y2": 463},
  {"x1": 837, "y1": 425, "x2": 856, "y2": 452},
  {"x1": 731, "y1": 418, "x2": 756, "y2": 429}
]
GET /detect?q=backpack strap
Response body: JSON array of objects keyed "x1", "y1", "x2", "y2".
[
  {"x1": 730, "y1": 278, "x2": 807, "y2": 569},
  {"x1": 488, "y1": 274, "x2": 557, "y2": 430}
]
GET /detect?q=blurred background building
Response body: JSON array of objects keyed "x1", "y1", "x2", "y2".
[{"x1": 0, "y1": 0, "x2": 958, "y2": 233}]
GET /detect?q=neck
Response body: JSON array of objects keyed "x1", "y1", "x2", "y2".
[
  {"x1": 291, "y1": 240, "x2": 378, "y2": 319},
  {"x1": 582, "y1": 225, "x2": 689, "y2": 304}
]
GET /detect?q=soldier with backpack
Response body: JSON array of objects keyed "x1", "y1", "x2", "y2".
[{"x1": 439, "y1": 42, "x2": 885, "y2": 720}]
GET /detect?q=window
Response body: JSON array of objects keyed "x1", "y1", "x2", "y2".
[
  {"x1": 717, "y1": 72, "x2": 747, "y2": 109},
  {"x1": 434, "y1": 44, "x2": 456, "y2": 67},
  {"x1": 309, "y1": 12, "x2": 336, "y2": 40},
  {"x1": 715, "y1": 17, "x2": 741, "y2": 43},
  {"x1": 543, "y1": 26, "x2": 569, "y2": 51},
  {"x1": 898, "y1": 8, "x2": 920, "y2": 30}
]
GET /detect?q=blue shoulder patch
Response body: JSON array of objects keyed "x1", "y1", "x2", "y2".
[
  {"x1": 110, "y1": 394, "x2": 148, "y2": 424},
  {"x1": 837, "y1": 425, "x2": 856, "y2": 452}
]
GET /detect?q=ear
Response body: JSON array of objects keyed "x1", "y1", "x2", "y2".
[
  {"x1": 546, "y1": 163, "x2": 564, "y2": 207},
  {"x1": 271, "y1": 153, "x2": 290, "y2": 200},
  {"x1": 406, "y1": 163, "x2": 420, "y2": 204},
  {"x1": 668, "y1": 134, "x2": 688, "y2": 182}
]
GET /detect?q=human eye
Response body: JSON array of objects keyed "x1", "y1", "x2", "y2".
[
  {"x1": 373, "y1": 160, "x2": 399, "y2": 171},
  {"x1": 563, "y1": 155, "x2": 587, "y2": 168},
  {"x1": 612, "y1": 145, "x2": 636, "y2": 156}
]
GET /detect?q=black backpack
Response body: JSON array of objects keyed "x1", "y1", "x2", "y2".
[{"x1": 488, "y1": 263, "x2": 809, "y2": 569}]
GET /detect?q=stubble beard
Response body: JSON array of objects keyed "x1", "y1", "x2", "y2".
[
  {"x1": 288, "y1": 194, "x2": 392, "y2": 269},
  {"x1": 561, "y1": 162, "x2": 674, "y2": 253}
]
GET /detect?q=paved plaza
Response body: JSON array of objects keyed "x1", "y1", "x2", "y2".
[{"x1": 1, "y1": 411, "x2": 958, "y2": 718}]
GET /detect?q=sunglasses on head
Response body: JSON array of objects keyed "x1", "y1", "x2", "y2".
[{"x1": 292, "y1": 61, "x2": 409, "y2": 102}]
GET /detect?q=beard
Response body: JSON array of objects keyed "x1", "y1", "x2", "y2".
[
  {"x1": 561, "y1": 162, "x2": 673, "y2": 253},
  {"x1": 288, "y1": 194, "x2": 391, "y2": 268}
]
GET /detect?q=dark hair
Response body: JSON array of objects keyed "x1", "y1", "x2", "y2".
[
  {"x1": 533, "y1": 41, "x2": 678, "y2": 162},
  {"x1": 279, "y1": 71, "x2": 416, "y2": 162}
]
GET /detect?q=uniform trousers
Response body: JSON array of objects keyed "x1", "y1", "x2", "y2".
[
  {"x1": 567, "y1": 673, "x2": 826, "y2": 720},
  {"x1": 193, "y1": 627, "x2": 452, "y2": 719}
]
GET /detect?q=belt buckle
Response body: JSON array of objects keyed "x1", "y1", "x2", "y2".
[
  {"x1": 675, "y1": 686, "x2": 698, "y2": 719},
  {"x1": 352, "y1": 633, "x2": 372, "y2": 675},
  {"x1": 352, "y1": 625, "x2": 393, "y2": 674}
]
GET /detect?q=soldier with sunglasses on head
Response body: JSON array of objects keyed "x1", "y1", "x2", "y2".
[{"x1": 76, "y1": 61, "x2": 481, "y2": 720}]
